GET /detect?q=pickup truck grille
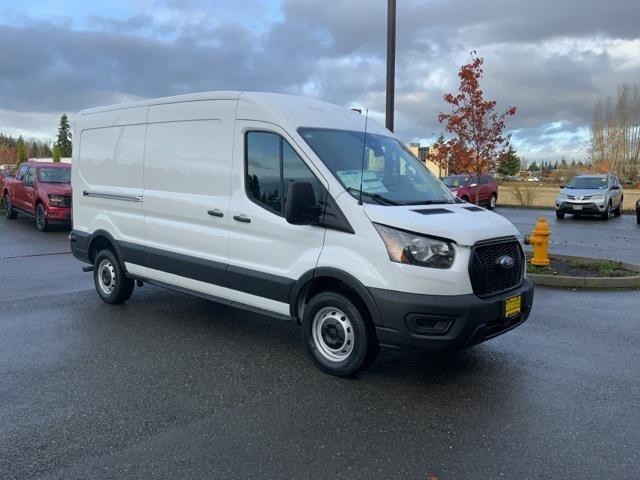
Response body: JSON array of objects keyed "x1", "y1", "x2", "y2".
[
  {"x1": 469, "y1": 238, "x2": 524, "y2": 298},
  {"x1": 61, "y1": 195, "x2": 71, "y2": 207}
]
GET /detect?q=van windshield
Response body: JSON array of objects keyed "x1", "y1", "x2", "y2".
[{"x1": 298, "y1": 128, "x2": 455, "y2": 205}]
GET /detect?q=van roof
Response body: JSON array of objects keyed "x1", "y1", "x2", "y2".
[{"x1": 78, "y1": 91, "x2": 390, "y2": 137}]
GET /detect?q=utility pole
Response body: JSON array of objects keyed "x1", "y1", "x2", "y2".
[{"x1": 386, "y1": 0, "x2": 396, "y2": 132}]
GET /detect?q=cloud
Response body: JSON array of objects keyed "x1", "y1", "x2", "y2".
[{"x1": 0, "y1": 0, "x2": 639, "y2": 162}]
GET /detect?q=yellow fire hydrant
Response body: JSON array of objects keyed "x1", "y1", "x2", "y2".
[{"x1": 524, "y1": 217, "x2": 550, "y2": 266}]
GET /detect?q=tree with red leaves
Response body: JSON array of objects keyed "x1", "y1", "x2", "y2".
[{"x1": 437, "y1": 52, "x2": 517, "y2": 204}]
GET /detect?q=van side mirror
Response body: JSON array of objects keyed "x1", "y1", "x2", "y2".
[{"x1": 285, "y1": 181, "x2": 321, "y2": 225}]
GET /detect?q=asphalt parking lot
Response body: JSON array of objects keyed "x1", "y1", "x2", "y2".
[
  {"x1": 1, "y1": 213, "x2": 639, "y2": 479},
  {"x1": 497, "y1": 207, "x2": 639, "y2": 264}
]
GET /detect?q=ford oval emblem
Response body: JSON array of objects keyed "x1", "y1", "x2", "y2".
[{"x1": 496, "y1": 255, "x2": 515, "y2": 269}]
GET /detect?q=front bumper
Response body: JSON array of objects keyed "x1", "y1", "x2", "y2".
[
  {"x1": 370, "y1": 279, "x2": 534, "y2": 352},
  {"x1": 556, "y1": 200, "x2": 605, "y2": 214},
  {"x1": 45, "y1": 206, "x2": 72, "y2": 223}
]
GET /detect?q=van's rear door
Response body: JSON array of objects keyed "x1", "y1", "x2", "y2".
[{"x1": 227, "y1": 121, "x2": 327, "y2": 316}]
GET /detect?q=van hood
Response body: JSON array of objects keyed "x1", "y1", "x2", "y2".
[{"x1": 363, "y1": 203, "x2": 520, "y2": 246}]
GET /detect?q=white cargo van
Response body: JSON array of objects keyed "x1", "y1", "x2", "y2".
[{"x1": 70, "y1": 91, "x2": 533, "y2": 376}]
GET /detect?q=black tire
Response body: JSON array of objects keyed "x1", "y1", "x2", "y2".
[
  {"x1": 601, "y1": 201, "x2": 611, "y2": 221},
  {"x1": 4, "y1": 194, "x2": 17, "y2": 219},
  {"x1": 637, "y1": 213, "x2": 640, "y2": 225},
  {"x1": 555, "y1": 211, "x2": 565, "y2": 220},
  {"x1": 487, "y1": 194, "x2": 497, "y2": 210},
  {"x1": 461, "y1": 196, "x2": 469, "y2": 203},
  {"x1": 35, "y1": 203, "x2": 48, "y2": 232},
  {"x1": 302, "y1": 291, "x2": 378, "y2": 377},
  {"x1": 615, "y1": 198, "x2": 623, "y2": 216},
  {"x1": 93, "y1": 249, "x2": 135, "y2": 304}
]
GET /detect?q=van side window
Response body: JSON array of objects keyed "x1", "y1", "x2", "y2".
[
  {"x1": 246, "y1": 132, "x2": 282, "y2": 213},
  {"x1": 246, "y1": 131, "x2": 321, "y2": 216}
]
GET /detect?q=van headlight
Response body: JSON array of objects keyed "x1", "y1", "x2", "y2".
[{"x1": 374, "y1": 224, "x2": 455, "y2": 269}]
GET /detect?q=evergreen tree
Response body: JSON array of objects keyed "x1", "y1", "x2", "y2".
[
  {"x1": 497, "y1": 145, "x2": 521, "y2": 176},
  {"x1": 528, "y1": 161, "x2": 539, "y2": 172},
  {"x1": 16, "y1": 136, "x2": 28, "y2": 167},
  {"x1": 52, "y1": 144, "x2": 62, "y2": 163},
  {"x1": 56, "y1": 113, "x2": 72, "y2": 157}
]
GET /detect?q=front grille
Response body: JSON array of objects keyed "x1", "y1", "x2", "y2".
[
  {"x1": 62, "y1": 195, "x2": 71, "y2": 207},
  {"x1": 469, "y1": 238, "x2": 524, "y2": 298}
]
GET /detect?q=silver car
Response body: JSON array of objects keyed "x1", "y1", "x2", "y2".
[{"x1": 555, "y1": 174, "x2": 623, "y2": 220}]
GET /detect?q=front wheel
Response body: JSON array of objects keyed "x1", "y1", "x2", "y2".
[
  {"x1": 488, "y1": 194, "x2": 497, "y2": 210},
  {"x1": 601, "y1": 202, "x2": 611, "y2": 221},
  {"x1": 35, "y1": 204, "x2": 48, "y2": 232},
  {"x1": 636, "y1": 213, "x2": 640, "y2": 225},
  {"x1": 615, "y1": 198, "x2": 623, "y2": 216},
  {"x1": 556, "y1": 211, "x2": 565, "y2": 220},
  {"x1": 4, "y1": 194, "x2": 17, "y2": 219},
  {"x1": 93, "y1": 249, "x2": 135, "y2": 304},
  {"x1": 302, "y1": 291, "x2": 378, "y2": 377}
]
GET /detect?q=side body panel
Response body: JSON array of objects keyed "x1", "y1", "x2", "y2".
[
  {"x1": 73, "y1": 107, "x2": 147, "y2": 246},
  {"x1": 143, "y1": 100, "x2": 237, "y2": 270}
]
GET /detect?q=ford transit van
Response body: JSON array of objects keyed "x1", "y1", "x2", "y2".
[{"x1": 70, "y1": 91, "x2": 534, "y2": 376}]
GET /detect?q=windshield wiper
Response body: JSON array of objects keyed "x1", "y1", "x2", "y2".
[{"x1": 347, "y1": 188, "x2": 401, "y2": 206}]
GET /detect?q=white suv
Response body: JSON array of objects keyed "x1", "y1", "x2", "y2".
[{"x1": 556, "y1": 174, "x2": 624, "y2": 220}]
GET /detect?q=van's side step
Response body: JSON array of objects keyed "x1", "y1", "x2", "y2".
[{"x1": 82, "y1": 265, "x2": 94, "y2": 272}]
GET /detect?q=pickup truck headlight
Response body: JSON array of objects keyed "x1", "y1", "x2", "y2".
[
  {"x1": 374, "y1": 224, "x2": 455, "y2": 269},
  {"x1": 48, "y1": 194, "x2": 65, "y2": 206}
]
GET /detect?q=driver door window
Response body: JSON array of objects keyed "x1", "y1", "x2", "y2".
[{"x1": 245, "y1": 131, "x2": 322, "y2": 216}]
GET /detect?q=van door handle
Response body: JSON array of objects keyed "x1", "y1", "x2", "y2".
[
  {"x1": 233, "y1": 214, "x2": 251, "y2": 223},
  {"x1": 207, "y1": 209, "x2": 224, "y2": 218}
]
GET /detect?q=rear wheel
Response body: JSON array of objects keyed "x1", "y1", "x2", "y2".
[
  {"x1": 93, "y1": 249, "x2": 135, "y2": 304},
  {"x1": 3, "y1": 194, "x2": 17, "y2": 219},
  {"x1": 35, "y1": 203, "x2": 48, "y2": 232},
  {"x1": 302, "y1": 291, "x2": 378, "y2": 377},
  {"x1": 556, "y1": 211, "x2": 565, "y2": 220},
  {"x1": 487, "y1": 194, "x2": 497, "y2": 210}
]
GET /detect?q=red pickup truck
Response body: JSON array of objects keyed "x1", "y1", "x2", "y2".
[{"x1": 2, "y1": 161, "x2": 72, "y2": 231}]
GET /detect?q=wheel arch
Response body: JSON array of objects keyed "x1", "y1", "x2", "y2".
[
  {"x1": 87, "y1": 229, "x2": 125, "y2": 266},
  {"x1": 290, "y1": 267, "x2": 382, "y2": 327}
]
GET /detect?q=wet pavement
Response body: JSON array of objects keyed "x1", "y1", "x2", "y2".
[
  {"x1": 497, "y1": 207, "x2": 640, "y2": 264},
  {"x1": 1, "y1": 214, "x2": 639, "y2": 479}
]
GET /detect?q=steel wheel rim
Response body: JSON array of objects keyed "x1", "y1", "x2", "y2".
[
  {"x1": 490, "y1": 196, "x2": 496, "y2": 208},
  {"x1": 97, "y1": 259, "x2": 116, "y2": 295},
  {"x1": 312, "y1": 306, "x2": 354, "y2": 362}
]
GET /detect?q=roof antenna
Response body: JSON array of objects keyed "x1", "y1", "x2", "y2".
[{"x1": 358, "y1": 108, "x2": 369, "y2": 206}]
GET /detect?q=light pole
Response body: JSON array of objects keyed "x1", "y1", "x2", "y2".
[{"x1": 386, "y1": 0, "x2": 396, "y2": 132}]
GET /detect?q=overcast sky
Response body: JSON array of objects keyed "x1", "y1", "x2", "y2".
[{"x1": 1, "y1": 0, "x2": 639, "y2": 164}]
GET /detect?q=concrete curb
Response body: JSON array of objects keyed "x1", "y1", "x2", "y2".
[{"x1": 527, "y1": 253, "x2": 640, "y2": 289}]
